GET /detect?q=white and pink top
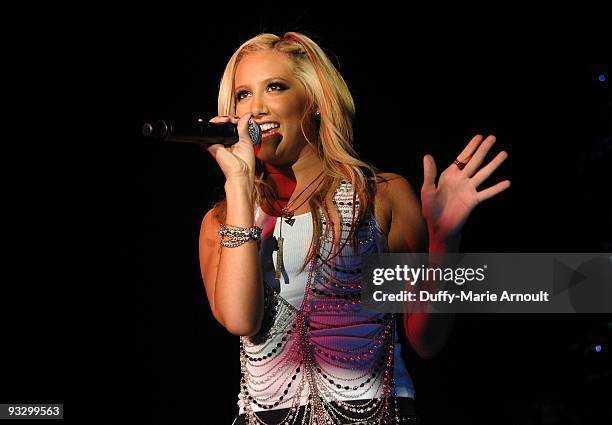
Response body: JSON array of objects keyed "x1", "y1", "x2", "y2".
[{"x1": 238, "y1": 181, "x2": 415, "y2": 416}]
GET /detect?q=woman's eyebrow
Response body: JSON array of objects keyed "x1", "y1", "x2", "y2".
[{"x1": 234, "y1": 77, "x2": 289, "y2": 92}]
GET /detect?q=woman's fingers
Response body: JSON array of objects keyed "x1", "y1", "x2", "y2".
[
  {"x1": 209, "y1": 115, "x2": 240, "y2": 125},
  {"x1": 476, "y1": 179, "x2": 511, "y2": 202},
  {"x1": 206, "y1": 114, "x2": 244, "y2": 157},
  {"x1": 463, "y1": 135, "x2": 496, "y2": 176},
  {"x1": 209, "y1": 116, "x2": 228, "y2": 124},
  {"x1": 471, "y1": 150, "x2": 508, "y2": 188},
  {"x1": 206, "y1": 142, "x2": 226, "y2": 160},
  {"x1": 235, "y1": 112, "x2": 254, "y2": 144},
  {"x1": 456, "y1": 134, "x2": 484, "y2": 163}
]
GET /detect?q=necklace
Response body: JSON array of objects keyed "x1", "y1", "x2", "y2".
[
  {"x1": 265, "y1": 171, "x2": 325, "y2": 280},
  {"x1": 265, "y1": 171, "x2": 324, "y2": 226}
]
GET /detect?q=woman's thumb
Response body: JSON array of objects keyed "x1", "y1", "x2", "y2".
[{"x1": 423, "y1": 154, "x2": 437, "y2": 190}]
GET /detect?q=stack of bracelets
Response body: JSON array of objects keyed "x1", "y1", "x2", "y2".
[{"x1": 219, "y1": 224, "x2": 263, "y2": 248}]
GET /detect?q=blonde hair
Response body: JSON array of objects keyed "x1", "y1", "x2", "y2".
[{"x1": 213, "y1": 32, "x2": 383, "y2": 268}]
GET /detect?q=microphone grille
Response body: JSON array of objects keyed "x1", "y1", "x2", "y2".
[{"x1": 248, "y1": 119, "x2": 261, "y2": 145}]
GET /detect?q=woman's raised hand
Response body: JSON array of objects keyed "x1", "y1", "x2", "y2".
[{"x1": 420, "y1": 134, "x2": 511, "y2": 243}]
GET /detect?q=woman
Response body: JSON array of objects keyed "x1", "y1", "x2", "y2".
[{"x1": 199, "y1": 32, "x2": 510, "y2": 424}]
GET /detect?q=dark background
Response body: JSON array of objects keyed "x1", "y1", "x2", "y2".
[
  {"x1": 2, "y1": 7, "x2": 611, "y2": 425},
  {"x1": 128, "y1": 9, "x2": 612, "y2": 425}
]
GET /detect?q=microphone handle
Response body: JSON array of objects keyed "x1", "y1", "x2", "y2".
[
  {"x1": 163, "y1": 135, "x2": 237, "y2": 146},
  {"x1": 142, "y1": 119, "x2": 261, "y2": 146}
]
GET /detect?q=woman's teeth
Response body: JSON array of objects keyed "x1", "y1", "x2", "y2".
[{"x1": 260, "y1": 122, "x2": 280, "y2": 132}]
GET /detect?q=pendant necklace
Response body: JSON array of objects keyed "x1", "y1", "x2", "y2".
[{"x1": 265, "y1": 171, "x2": 325, "y2": 280}]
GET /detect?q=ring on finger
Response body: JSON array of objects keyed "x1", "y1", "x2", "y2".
[{"x1": 453, "y1": 158, "x2": 468, "y2": 170}]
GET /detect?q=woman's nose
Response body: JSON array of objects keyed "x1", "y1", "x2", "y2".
[{"x1": 250, "y1": 93, "x2": 269, "y2": 116}]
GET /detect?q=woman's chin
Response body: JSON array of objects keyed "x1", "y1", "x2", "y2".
[
  {"x1": 256, "y1": 153, "x2": 287, "y2": 166},
  {"x1": 255, "y1": 135, "x2": 286, "y2": 163}
]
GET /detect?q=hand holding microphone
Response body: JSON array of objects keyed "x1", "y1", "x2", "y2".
[
  {"x1": 205, "y1": 113, "x2": 258, "y2": 182},
  {"x1": 142, "y1": 113, "x2": 262, "y2": 183}
]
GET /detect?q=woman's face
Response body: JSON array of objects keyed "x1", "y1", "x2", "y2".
[{"x1": 234, "y1": 50, "x2": 315, "y2": 165}]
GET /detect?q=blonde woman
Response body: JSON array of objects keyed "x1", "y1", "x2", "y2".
[{"x1": 199, "y1": 32, "x2": 510, "y2": 424}]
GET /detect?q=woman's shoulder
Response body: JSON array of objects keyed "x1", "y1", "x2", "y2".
[
  {"x1": 371, "y1": 171, "x2": 420, "y2": 224},
  {"x1": 375, "y1": 172, "x2": 418, "y2": 200},
  {"x1": 373, "y1": 171, "x2": 421, "y2": 223},
  {"x1": 373, "y1": 171, "x2": 426, "y2": 252},
  {"x1": 376, "y1": 171, "x2": 408, "y2": 182}
]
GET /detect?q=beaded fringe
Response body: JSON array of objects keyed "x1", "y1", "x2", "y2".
[{"x1": 240, "y1": 182, "x2": 402, "y2": 424}]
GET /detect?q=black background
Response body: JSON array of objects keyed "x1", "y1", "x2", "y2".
[{"x1": 2, "y1": 6, "x2": 611, "y2": 425}]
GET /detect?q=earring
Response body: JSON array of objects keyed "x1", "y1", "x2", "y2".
[{"x1": 314, "y1": 109, "x2": 321, "y2": 120}]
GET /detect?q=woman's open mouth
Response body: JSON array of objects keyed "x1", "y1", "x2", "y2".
[{"x1": 261, "y1": 125, "x2": 282, "y2": 142}]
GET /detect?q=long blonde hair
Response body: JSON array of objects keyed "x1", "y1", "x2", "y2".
[{"x1": 213, "y1": 32, "x2": 382, "y2": 268}]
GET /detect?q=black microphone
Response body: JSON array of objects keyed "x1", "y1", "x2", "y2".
[{"x1": 142, "y1": 117, "x2": 261, "y2": 146}]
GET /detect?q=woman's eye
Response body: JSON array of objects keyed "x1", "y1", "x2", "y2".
[
  {"x1": 235, "y1": 91, "x2": 250, "y2": 101},
  {"x1": 267, "y1": 83, "x2": 287, "y2": 92},
  {"x1": 235, "y1": 83, "x2": 286, "y2": 101}
]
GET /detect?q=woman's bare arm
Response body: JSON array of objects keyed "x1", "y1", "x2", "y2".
[{"x1": 199, "y1": 181, "x2": 264, "y2": 336}]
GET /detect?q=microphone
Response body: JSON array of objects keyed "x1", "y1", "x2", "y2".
[{"x1": 142, "y1": 117, "x2": 261, "y2": 146}]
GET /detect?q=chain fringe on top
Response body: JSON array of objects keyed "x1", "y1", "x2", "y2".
[{"x1": 239, "y1": 181, "x2": 405, "y2": 424}]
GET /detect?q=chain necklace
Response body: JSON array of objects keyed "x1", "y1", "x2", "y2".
[
  {"x1": 265, "y1": 171, "x2": 325, "y2": 226},
  {"x1": 265, "y1": 171, "x2": 325, "y2": 280}
]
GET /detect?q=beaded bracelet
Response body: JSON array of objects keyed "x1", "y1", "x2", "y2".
[{"x1": 219, "y1": 224, "x2": 262, "y2": 248}]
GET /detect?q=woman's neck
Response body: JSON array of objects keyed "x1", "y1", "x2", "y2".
[
  {"x1": 264, "y1": 163, "x2": 296, "y2": 201},
  {"x1": 263, "y1": 149, "x2": 325, "y2": 212}
]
